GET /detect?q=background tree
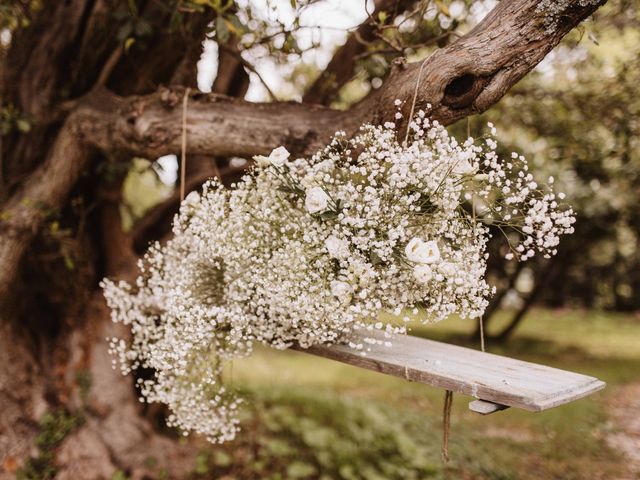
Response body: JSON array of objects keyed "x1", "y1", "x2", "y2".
[
  {"x1": 467, "y1": 0, "x2": 640, "y2": 341},
  {"x1": 0, "y1": 0, "x2": 607, "y2": 477}
]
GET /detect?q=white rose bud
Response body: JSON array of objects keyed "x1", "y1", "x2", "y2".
[
  {"x1": 252, "y1": 146, "x2": 290, "y2": 168},
  {"x1": 252, "y1": 155, "x2": 271, "y2": 167},
  {"x1": 413, "y1": 264, "x2": 433, "y2": 284},
  {"x1": 305, "y1": 186, "x2": 330, "y2": 214},
  {"x1": 268, "y1": 146, "x2": 290, "y2": 166},
  {"x1": 325, "y1": 235, "x2": 350, "y2": 260},
  {"x1": 405, "y1": 237, "x2": 440, "y2": 264},
  {"x1": 184, "y1": 190, "x2": 200, "y2": 205}
]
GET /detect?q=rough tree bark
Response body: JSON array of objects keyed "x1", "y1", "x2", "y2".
[{"x1": 0, "y1": 1, "x2": 606, "y2": 478}]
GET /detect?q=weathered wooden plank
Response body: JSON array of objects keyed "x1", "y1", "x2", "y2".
[
  {"x1": 468, "y1": 399, "x2": 509, "y2": 415},
  {"x1": 296, "y1": 331, "x2": 605, "y2": 412}
]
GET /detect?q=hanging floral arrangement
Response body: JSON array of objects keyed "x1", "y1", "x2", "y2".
[{"x1": 102, "y1": 108, "x2": 575, "y2": 443}]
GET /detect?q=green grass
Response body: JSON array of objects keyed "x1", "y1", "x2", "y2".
[
  {"x1": 176, "y1": 308, "x2": 639, "y2": 480},
  {"x1": 116, "y1": 309, "x2": 636, "y2": 479},
  {"x1": 17, "y1": 410, "x2": 84, "y2": 480}
]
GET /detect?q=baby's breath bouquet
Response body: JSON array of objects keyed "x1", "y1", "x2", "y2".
[{"x1": 103, "y1": 110, "x2": 575, "y2": 443}]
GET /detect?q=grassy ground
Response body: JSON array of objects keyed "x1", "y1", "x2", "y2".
[{"x1": 165, "y1": 309, "x2": 640, "y2": 479}]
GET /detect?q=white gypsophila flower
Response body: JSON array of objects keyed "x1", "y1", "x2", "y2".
[
  {"x1": 269, "y1": 146, "x2": 290, "y2": 166},
  {"x1": 438, "y1": 262, "x2": 456, "y2": 279},
  {"x1": 305, "y1": 186, "x2": 330, "y2": 214},
  {"x1": 325, "y1": 235, "x2": 350, "y2": 260},
  {"x1": 455, "y1": 158, "x2": 477, "y2": 176},
  {"x1": 413, "y1": 264, "x2": 433, "y2": 284},
  {"x1": 405, "y1": 238, "x2": 440, "y2": 264},
  {"x1": 103, "y1": 109, "x2": 575, "y2": 445},
  {"x1": 330, "y1": 280, "x2": 352, "y2": 300}
]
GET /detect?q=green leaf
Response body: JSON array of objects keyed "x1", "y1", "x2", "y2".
[
  {"x1": 216, "y1": 15, "x2": 230, "y2": 43},
  {"x1": 277, "y1": 185, "x2": 303, "y2": 195},
  {"x1": 127, "y1": 0, "x2": 138, "y2": 17},
  {"x1": 227, "y1": 14, "x2": 249, "y2": 35},
  {"x1": 194, "y1": 453, "x2": 209, "y2": 474},
  {"x1": 283, "y1": 33, "x2": 299, "y2": 53},
  {"x1": 319, "y1": 210, "x2": 339, "y2": 220},
  {"x1": 286, "y1": 461, "x2": 317, "y2": 478},
  {"x1": 262, "y1": 437, "x2": 294, "y2": 456},
  {"x1": 124, "y1": 37, "x2": 136, "y2": 52},
  {"x1": 111, "y1": 470, "x2": 128, "y2": 480},
  {"x1": 63, "y1": 251, "x2": 75, "y2": 271},
  {"x1": 435, "y1": 0, "x2": 451, "y2": 17},
  {"x1": 16, "y1": 118, "x2": 31, "y2": 133},
  {"x1": 212, "y1": 450, "x2": 232, "y2": 467}
]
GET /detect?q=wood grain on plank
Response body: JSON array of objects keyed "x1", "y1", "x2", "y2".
[{"x1": 295, "y1": 331, "x2": 605, "y2": 412}]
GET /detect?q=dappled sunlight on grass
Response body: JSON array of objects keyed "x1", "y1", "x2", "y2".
[{"x1": 200, "y1": 309, "x2": 640, "y2": 479}]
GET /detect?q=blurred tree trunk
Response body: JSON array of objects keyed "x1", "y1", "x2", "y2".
[
  {"x1": 0, "y1": 0, "x2": 606, "y2": 478},
  {"x1": 470, "y1": 259, "x2": 525, "y2": 341},
  {"x1": 491, "y1": 259, "x2": 560, "y2": 343},
  {"x1": 0, "y1": 3, "x2": 222, "y2": 477}
]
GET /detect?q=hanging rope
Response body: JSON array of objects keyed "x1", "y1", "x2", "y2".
[
  {"x1": 180, "y1": 87, "x2": 191, "y2": 201},
  {"x1": 403, "y1": 50, "x2": 457, "y2": 464},
  {"x1": 405, "y1": 60, "x2": 429, "y2": 144},
  {"x1": 404, "y1": 52, "x2": 436, "y2": 145},
  {"x1": 442, "y1": 389, "x2": 453, "y2": 463},
  {"x1": 468, "y1": 114, "x2": 486, "y2": 355}
]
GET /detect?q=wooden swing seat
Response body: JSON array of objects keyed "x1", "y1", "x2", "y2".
[{"x1": 297, "y1": 331, "x2": 605, "y2": 414}]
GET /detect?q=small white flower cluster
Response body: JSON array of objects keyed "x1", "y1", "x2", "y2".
[{"x1": 102, "y1": 111, "x2": 575, "y2": 443}]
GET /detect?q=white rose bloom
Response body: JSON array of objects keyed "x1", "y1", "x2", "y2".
[
  {"x1": 305, "y1": 186, "x2": 330, "y2": 214},
  {"x1": 405, "y1": 237, "x2": 440, "y2": 264},
  {"x1": 252, "y1": 155, "x2": 271, "y2": 167},
  {"x1": 330, "y1": 280, "x2": 351, "y2": 299},
  {"x1": 325, "y1": 235, "x2": 350, "y2": 259},
  {"x1": 422, "y1": 240, "x2": 441, "y2": 263},
  {"x1": 413, "y1": 264, "x2": 433, "y2": 284},
  {"x1": 268, "y1": 146, "x2": 290, "y2": 166},
  {"x1": 252, "y1": 146, "x2": 290, "y2": 168},
  {"x1": 184, "y1": 191, "x2": 200, "y2": 205}
]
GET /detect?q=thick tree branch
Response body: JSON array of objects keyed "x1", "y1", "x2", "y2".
[
  {"x1": 361, "y1": 0, "x2": 608, "y2": 127},
  {"x1": 75, "y1": 0, "x2": 606, "y2": 160},
  {"x1": 73, "y1": 87, "x2": 353, "y2": 159},
  {"x1": 0, "y1": 0, "x2": 607, "y2": 301},
  {"x1": 0, "y1": 116, "x2": 91, "y2": 301}
]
